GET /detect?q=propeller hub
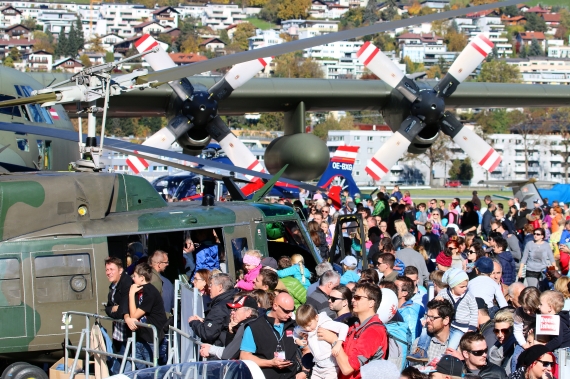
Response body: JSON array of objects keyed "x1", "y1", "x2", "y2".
[
  {"x1": 183, "y1": 90, "x2": 218, "y2": 125},
  {"x1": 411, "y1": 89, "x2": 445, "y2": 125}
]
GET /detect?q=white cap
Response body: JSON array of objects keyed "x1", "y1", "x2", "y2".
[{"x1": 340, "y1": 256, "x2": 357, "y2": 267}]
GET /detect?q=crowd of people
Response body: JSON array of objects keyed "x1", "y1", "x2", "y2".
[{"x1": 103, "y1": 186, "x2": 570, "y2": 379}]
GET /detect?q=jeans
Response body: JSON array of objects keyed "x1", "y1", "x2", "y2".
[
  {"x1": 110, "y1": 340, "x2": 132, "y2": 374},
  {"x1": 135, "y1": 341, "x2": 155, "y2": 370},
  {"x1": 416, "y1": 328, "x2": 431, "y2": 352},
  {"x1": 447, "y1": 327, "x2": 465, "y2": 350}
]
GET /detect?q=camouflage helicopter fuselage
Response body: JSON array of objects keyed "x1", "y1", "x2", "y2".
[{"x1": 0, "y1": 172, "x2": 319, "y2": 360}]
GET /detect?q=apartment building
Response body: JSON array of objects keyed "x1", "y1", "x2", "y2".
[{"x1": 506, "y1": 57, "x2": 570, "y2": 85}]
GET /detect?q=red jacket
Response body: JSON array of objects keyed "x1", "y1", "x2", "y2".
[{"x1": 340, "y1": 314, "x2": 388, "y2": 379}]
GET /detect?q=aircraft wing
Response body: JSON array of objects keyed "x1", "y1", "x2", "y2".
[{"x1": 27, "y1": 74, "x2": 570, "y2": 118}]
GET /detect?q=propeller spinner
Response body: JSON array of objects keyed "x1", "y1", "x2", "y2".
[{"x1": 357, "y1": 34, "x2": 501, "y2": 181}]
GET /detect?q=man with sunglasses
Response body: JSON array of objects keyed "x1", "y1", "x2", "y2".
[
  {"x1": 240, "y1": 293, "x2": 307, "y2": 379},
  {"x1": 317, "y1": 283, "x2": 388, "y2": 379},
  {"x1": 460, "y1": 332, "x2": 507, "y2": 378}
]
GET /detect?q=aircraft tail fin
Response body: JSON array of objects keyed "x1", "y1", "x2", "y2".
[{"x1": 317, "y1": 146, "x2": 360, "y2": 197}]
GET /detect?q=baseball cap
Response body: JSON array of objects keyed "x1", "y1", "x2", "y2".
[
  {"x1": 227, "y1": 296, "x2": 258, "y2": 310},
  {"x1": 261, "y1": 257, "x2": 278, "y2": 270},
  {"x1": 475, "y1": 257, "x2": 494, "y2": 274},
  {"x1": 476, "y1": 297, "x2": 488, "y2": 310},
  {"x1": 435, "y1": 355, "x2": 464, "y2": 376},
  {"x1": 340, "y1": 256, "x2": 357, "y2": 267}
]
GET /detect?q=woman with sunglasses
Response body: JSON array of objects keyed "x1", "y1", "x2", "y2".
[
  {"x1": 488, "y1": 309, "x2": 516, "y2": 375},
  {"x1": 518, "y1": 227, "x2": 555, "y2": 288},
  {"x1": 507, "y1": 345, "x2": 555, "y2": 379}
]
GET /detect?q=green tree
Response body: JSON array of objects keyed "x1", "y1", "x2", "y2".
[
  {"x1": 502, "y1": 5, "x2": 519, "y2": 16},
  {"x1": 55, "y1": 33, "x2": 69, "y2": 57},
  {"x1": 219, "y1": 29, "x2": 230, "y2": 45},
  {"x1": 9, "y1": 47, "x2": 21, "y2": 62},
  {"x1": 525, "y1": 12, "x2": 547, "y2": 32},
  {"x1": 33, "y1": 31, "x2": 56, "y2": 53},
  {"x1": 258, "y1": 113, "x2": 284, "y2": 131},
  {"x1": 478, "y1": 60, "x2": 520, "y2": 83},
  {"x1": 403, "y1": 136, "x2": 450, "y2": 185},
  {"x1": 381, "y1": 6, "x2": 397, "y2": 21},
  {"x1": 105, "y1": 51, "x2": 115, "y2": 63},
  {"x1": 22, "y1": 18, "x2": 37, "y2": 30},
  {"x1": 340, "y1": 7, "x2": 365, "y2": 29},
  {"x1": 230, "y1": 22, "x2": 256, "y2": 51},
  {"x1": 446, "y1": 30, "x2": 467, "y2": 51},
  {"x1": 519, "y1": 44, "x2": 528, "y2": 58},
  {"x1": 528, "y1": 38, "x2": 543, "y2": 56},
  {"x1": 313, "y1": 114, "x2": 356, "y2": 141},
  {"x1": 372, "y1": 33, "x2": 396, "y2": 51},
  {"x1": 139, "y1": 117, "x2": 164, "y2": 134},
  {"x1": 67, "y1": 21, "x2": 79, "y2": 55},
  {"x1": 273, "y1": 52, "x2": 323, "y2": 78},
  {"x1": 75, "y1": 18, "x2": 85, "y2": 51},
  {"x1": 448, "y1": 159, "x2": 461, "y2": 179},
  {"x1": 259, "y1": 0, "x2": 279, "y2": 22},
  {"x1": 3, "y1": 56, "x2": 14, "y2": 68},
  {"x1": 459, "y1": 157, "x2": 473, "y2": 183}
]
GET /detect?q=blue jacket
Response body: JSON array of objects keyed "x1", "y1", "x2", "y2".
[
  {"x1": 195, "y1": 242, "x2": 220, "y2": 273},
  {"x1": 340, "y1": 269, "x2": 360, "y2": 285},
  {"x1": 497, "y1": 250, "x2": 516, "y2": 285},
  {"x1": 561, "y1": 230, "x2": 570, "y2": 245},
  {"x1": 398, "y1": 300, "x2": 423, "y2": 342},
  {"x1": 277, "y1": 264, "x2": 312, "y2": 288}
]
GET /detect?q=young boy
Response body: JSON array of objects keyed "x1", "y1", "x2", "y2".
[
  {"x1": 339, "y1": 256, "x2": 360, "y2": 285},
  {"x1": 539, "y1": 290, "x2": 570, "y2": 351},
  {"x1": 127, "y1": 263, "x2": 168, "y2": 369},
  {"x1": 294, "y1": 304, "x2": 349, "y2": 379}
]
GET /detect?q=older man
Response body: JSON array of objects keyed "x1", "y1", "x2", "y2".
[
  {"x1": 200, "y1": 295, "x2": 259, "y2": 360},
  {"x1": 148, "y1": 249, "x2": 174, "y2": 312},
  {"x1": 395, "y1": 234, "x2": 429, "y2": 285},
  {"x1": 459, "y1": 332, "x2": 507, "y2": 379},
  {"x1": 307, "y1": 262, "x2": 333, "y2": 297},
  {"x1": 507, "y1": 282, "x2": 525, "y2": 308},
  {"x1": 240, "y1": 293, "x2": 307, "y2": 379},
  {"x1": 188, "y1": 273, "x2": 236, "y2": 345},
  {"x1": 306, "y1": 270, "x2": 340, "y2": 318},
  {"x1": 317, "y1": 283, "x2": 388, "y2": 379}
]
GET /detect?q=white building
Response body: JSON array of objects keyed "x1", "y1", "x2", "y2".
[
  {"x1": 201, "y1": 4, "x2": 247, "y2": 30},
  {"x1": 326, "y1": 128, "x2": 570, "y2": 186},
  {"x1": 548, "y1": 45, "x2": 570, "y2": 58},
  {"x1": 303, "y1": 40, "x2": 364, "y2": 60},
  {"x1": 505, "y1": 57, "x2": 570, "y2": 85},
  {"x1": 282, "y1": 19, "x2": 339, "y2": 37},
  {"x1": 0, "y1": 5, "x2": 22, "y2": 29},
  {"x1": 37, "y1": 9, "x2": 77, "y2": 36},
  {"x1": 99, "y1": 3, "x2": 151, "y2": 37},
  {"x1": 248, "y1": 29, "x2": 283, "y2": 50}
]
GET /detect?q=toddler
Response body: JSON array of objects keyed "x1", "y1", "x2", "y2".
[
  {"x1": 437, "y1": 268, "x2": 478, "y2": 349},
  {"x1": 539, "y1": 290, "x2": 570, "y2": 351},
  {"x1": 294, "y1": 304, "x2": 348, "y2": 379},
  {"x1": 511, "y1": 287, "x2": 541, "y2": 374},
  {"x1": 277, "y1": 254, "x2": 312, "y2": 289},
  {"x1": 235, "y1": 250, "x2": 263, "y2": 291}
]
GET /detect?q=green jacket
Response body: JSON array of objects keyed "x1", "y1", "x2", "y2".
[
  {"x1": 373, "y1": 199, "x2": 389, "y2": 220},
  {"x1": 281, "y1": 276, "x2": 307, "y2": 309}
]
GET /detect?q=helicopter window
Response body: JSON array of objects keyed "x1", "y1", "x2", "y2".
[
  {"x1": 266, "y1": 221, "x2": 318, "y2": 272},
  {"x1": 231, "y1": 237, "x2": 248, "y2": 270},
  {"x1": 0, "y1": 258, "x2": 21, "y2": 306},
  {"x1": 34, "y1": 253, "x2": 93, "y2": 303},
  {"x1": 0, "y1": 94, "x2": 21, "y2": 117},
  {"x1": 14, "y1": 85, "x2": 53, "y2": 124},
  {"x1": 16, "y1": 138, "x2": 29, "y2": 151}
]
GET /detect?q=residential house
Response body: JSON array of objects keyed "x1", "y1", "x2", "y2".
[
  {"x1": 0, "y1": 6, "x2": 22, "y2": 29},
  {"x1": 501, "y1": 15, "x2": 527, "y2": 26},
  {"x1": 515, "y1": 31, "x2": 546, "y2": 52},
  {"x1": 199, "y1": 37, "x2": 225, "y2": 51},
  {"x1": 163, "y1": 27, "x2": 180, "y2": 40},
  {"x1": 248, "y1": 29, "x2": 283, "y2": 50},
  {"x1": 151, "y1": 6, "x2": 179, "y2": 29},
  {"x1": 3, "y1": 24, "x2": 30, "y2": 38},
  {"x1": 282, "y1": 19, "x2": 339, "y2": 37},
  {"x1": 524, "y1": 6, "x2": 548, "y2": 14},
  {"x1": 37, "y1": 9, "x2": 77, "y2": 36},
  {"x1": 175, "y1": 3, "x2": 206, "y2": 20},
  {"x1": 99, "y1": 3, "x2": 151, "y2": 37},
  {"x1": 397, "y1": 32, "x2": 445, "y2": 63},
  {"x1": 548, "y1": 45, "x2": 570, "y2": 58},
  {"x1": 100, "y1": 33, "x2": 125, "y2": 52},
  {"x1": 201, "y1": 3, "x2": 247, "y2": 30},
  {"x1": 0, "y1": 38, "x2": 36, "y2": 59},
  {"x1": 505, "y1": 57, "x2": 570, "y2": 85},
  {"x1": 85, "y1": 52, "x2": 106, "y2": 65},
  {"x1": 52, "y1": 57, "x2": 84, "y2": 73},
  {"x1": 133, "y1": 20, "x2": 168, "y2": 36},
  {"x1": 22, "y1": 50, "x2": 52, "y2": 72}
]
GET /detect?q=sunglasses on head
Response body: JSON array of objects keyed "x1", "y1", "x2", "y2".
[{"x1": 468, "y1": 349, "x2": 487, "y2": 356}]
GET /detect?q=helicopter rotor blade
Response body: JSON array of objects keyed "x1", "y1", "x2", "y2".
[
  {"x1": 208, "y1": 57, "x2": 273, "y2": 101},
  {"x1": 136, "y1": 0, "x2": 518, "y2": 86},
  {"x1": 0, "y1": 93, "x2": 58, "y2": 108}
]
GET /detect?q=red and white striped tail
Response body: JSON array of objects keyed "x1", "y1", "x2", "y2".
[
  {"x1": 332, "y1": 146, "x2": 359, "y2": 163},
  {"x1": 447, "y1": 34, "x2": 494, "y2": 83},
  {"x1": 49, "y1": 107, "x2": 60, "y2": 120},
  {"x1": 452, "y1": 127, "x2": 502, "y2": 173},
  {"x1": 126, "y1": 151, "x2": 149, "y2": 174},
  {"x1": 365, "y1": 132, "x2": 411, "y2": 181},
  {"x1": 356, "y1": 41, "x2": 405, "y2": 89}
]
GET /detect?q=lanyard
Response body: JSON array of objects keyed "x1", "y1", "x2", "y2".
[{"x1": 265, "y1": 319, "x2": 284, "y2": 344}]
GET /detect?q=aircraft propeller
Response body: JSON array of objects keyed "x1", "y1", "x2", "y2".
[{"x1": 357, "y1": 34, "x2": 502, "y2": 181}]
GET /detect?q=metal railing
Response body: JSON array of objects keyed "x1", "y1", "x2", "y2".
[{"x1": 62, "y1": 311, "x2": 159, "y2": 379}]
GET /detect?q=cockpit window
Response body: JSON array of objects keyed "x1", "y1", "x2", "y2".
[
  {"x1": 0, "y1": 95, "x2": 21, "y2": 117},
  {"x1": 14, "y1": 85, "x2": 53, "y2": 124}
]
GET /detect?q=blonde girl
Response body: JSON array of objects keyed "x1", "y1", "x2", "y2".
[{"x1": 277, "y1": 253, "x2": 312, "y2": 289}]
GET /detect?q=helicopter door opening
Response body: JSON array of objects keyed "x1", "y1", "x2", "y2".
[
  {"x1": 264, "y1": 221, "x2": 319, "y2": 272},
  {"x1": 0, "y1": 255, "x2": 26, "y2": 338}
]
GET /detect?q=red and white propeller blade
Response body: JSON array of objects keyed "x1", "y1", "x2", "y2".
[
  {"x1": 439, "y1": 112, "x2": 502, "y2": 172},
  {"x1": 365, "y1": 116, "x2": 423, "y2": 181},
  {"x1": 209, "y1": 57, "x2": 273, "y2": 101},
  {"x1": 357, "y1": 42, "x2": 420, "y2": 102}
]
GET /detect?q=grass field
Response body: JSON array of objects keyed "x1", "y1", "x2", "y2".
[
  {"x1": 246, "y1": 18, "x2": 275, "y2": 30},
  {"x1": 528, "y1": 0, "x2": 570, "y2": 6}
]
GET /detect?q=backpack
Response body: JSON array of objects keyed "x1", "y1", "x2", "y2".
[{"x1": 384, "y1": 320, "x2": 412, "y2": 371}]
